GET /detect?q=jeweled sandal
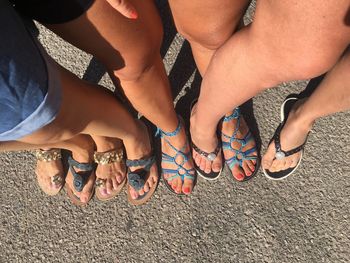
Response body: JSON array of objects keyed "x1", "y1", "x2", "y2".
[
  {"x1": 65, "y1": 156, "x2": 96, "y2": 206},
  {"x1": 94, "y1": 148, "x2": 126, "y2": 201},
  {"x1": 221, "y1": 108, "x2": 260, "y2": 182},
  {"x1": 35, "y1": 148, "x2": 64, "y2": 196},
  {"x1": 158, "y1": 116, "x2": 196, "y2": 195}
]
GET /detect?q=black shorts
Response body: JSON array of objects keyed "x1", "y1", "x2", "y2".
[{"x1": 10, "y1": 0, "x2": 95, "y2": 24}]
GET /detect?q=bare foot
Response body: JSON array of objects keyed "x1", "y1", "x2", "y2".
[
  {"x1": 190, "y1": 104, "x2": 223, "y2": 180},
  {"x1": 262, "y1": 99, "x2": 312, "y2": 174},
  {"x1": 221, "y1": 110, "x2": 258, "y2": 181},
  {"x1": 161, "y1": 118, "x2": 195, "y2": 195},
  {"x1": 94, "y1": 138, "x2": 127, "y2": 200},
  {"x1": 35, "y1": 149, "x2": 64, "y2": 196},
  {"x1": 123, "y1": 120, "x2": 158, "y2": 201}
]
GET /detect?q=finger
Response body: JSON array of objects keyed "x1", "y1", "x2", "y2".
[{"x1": 106, "y1": 0, "x2": 138, "y2": 19}]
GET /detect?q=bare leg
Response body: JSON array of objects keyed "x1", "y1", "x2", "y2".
[
  {"x1": 263, "y1": 50, "x2": 350, "y2": 172},
  {"x1": 44, "y1": 0, "x2": 194, "y2": 194},
  {"x1": 15, "y1": 62, "x2": 158, "y2": 200},
  {"x1": 169, "y1": 0, "x2": 257, "y2": 179},
  {"x1": 190, "y1": 0, "x2": 350, "y2": 177}
]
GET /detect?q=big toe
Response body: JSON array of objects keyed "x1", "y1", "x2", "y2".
[
  {"x1": 262, "y1": 142, "x2": 276, "y2": 170},
  {"x1": 129, "y1": 187, "x2": 139, "y2": 200},
  {"x1": 231, "y1": 165, "x2": 245, "y2": 181}
]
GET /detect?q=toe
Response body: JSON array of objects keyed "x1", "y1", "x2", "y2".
[
  {"x1": 231, "y1": 164, "x2": 245, "y2": 181},
  {"x1": 194, "y1": 154, "x2": 201, "y2": 168},
  {"x1": 247, "y1": 160, "x2": 256, "y2": 173},
  {"x1": 212, "y1": 153, "x2": 222, "y2": 173},
  {"x1": 182, "y1": 176, "x2": 194, "y2": 195},
  {"x1": 143, "y1": 181, "x2": 150, "y2": 193},
  {"x1": 105, "y1": 179, "x2": 113, "y2": 195},
  {"x1": 204, "y1": 159, "x2": 212, "y2": 174},
  {"x1": 115, "y1": 174, "x2": 122, "y2": 184},
  {"x1": 242, "y1": 161, "x2": 252, "y2": 177},
  {"x1": 129, "y1": 187, "x2": 139, "y2": 200},
  {"x1": 111, "y1": 177, "x2": 119, "y2": 190},
  {"x1": 175, "y1": 177, "x2": 182, "y2": 194},
  {"x1": 138, "y1": 188, "x2": 145, "y2": 196},
  {"x1": 262, "y1": 142, "x2": 276, "y2": 170},
  {"x1": 199, "y1": 157, "x2": 207, "y2": 172},
  {"x1": 80, "y1": 173, "x2": 95, "y2": 203}
]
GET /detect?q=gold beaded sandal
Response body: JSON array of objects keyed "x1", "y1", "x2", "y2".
[
  {"x1": 94, "y1": 148, "x2": 127, "y2": 201},
  {"x1": 35, "y1": 148, "x2": 64, "y2": 196}
]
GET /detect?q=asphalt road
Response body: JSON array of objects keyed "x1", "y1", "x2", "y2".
[{"x1": 1, "y1": 1, "x2": 350, "y2": 262}]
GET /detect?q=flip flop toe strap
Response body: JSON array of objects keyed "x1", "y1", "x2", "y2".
[
  {"x1": 68, "y1": 156, "x2": 95, "y2": 192},
  {"x1": 126, "y1": 156, "x2": 155, "y2": 191},
  {"x1": 273, "y1": 124, "x2": 306, "y2": 160}
]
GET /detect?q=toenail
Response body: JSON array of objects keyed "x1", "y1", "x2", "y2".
[{"x1": 183, "y1": 187, "x2": 191, "y2": 194}]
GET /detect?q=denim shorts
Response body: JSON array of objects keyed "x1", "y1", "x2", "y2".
[{"x1": 0, "y1": 1, "x2": 62, "y2": 141}]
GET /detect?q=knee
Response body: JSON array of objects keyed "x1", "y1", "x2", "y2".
[
  {"x1": 178, "y1": 24, "x2": 234, "y2": 51},
  {"x1": 113, "y1": 43, "x2": 159, "y2": 83},
  {"x1": 261, "y1": 41, "x2": 343, "y2": 85}
]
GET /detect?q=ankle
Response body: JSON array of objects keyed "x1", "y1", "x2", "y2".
[
  {"x1": 289, "y1": 103, "x2": 315, "y2": 132},
  {"x1": 72, "y1": 149, "x2": 93, "y2": 163},
  {"x1": 95, "y1": 137, "x2": 122, "y2": 152}
]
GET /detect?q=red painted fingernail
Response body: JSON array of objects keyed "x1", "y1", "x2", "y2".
[
  {"x1": 183, "y1": 187, "x2": 191, "y2": 194},
  {"x1": 130, "y1": 10, "x2": 138, "y2": 19}
]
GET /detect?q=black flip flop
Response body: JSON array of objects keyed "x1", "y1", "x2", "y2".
[
  {"x1": 190, "y1": 100, "x2": 223, "y2": 181},
  {"x1": 263, "y1": 94, "x2": 308, "y2": 180}
]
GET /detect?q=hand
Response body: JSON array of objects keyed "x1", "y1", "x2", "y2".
[{"x1": 105, "y1": 0, "x2": 138, "y2": 19}]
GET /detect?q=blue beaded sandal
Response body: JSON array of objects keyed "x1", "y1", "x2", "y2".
[
  {"x1": 157, "y1": 116, "x2": 196, "y2": 195},
  {"x1": 126, "y1": 122, "x2": 159, "y2": 205},
  {"x1": 126, "y1": 155, "x2": 158, "y2": 205},
  {"x1": 65, "y1": 156, "x2": 96, "y2": 206},
  {"x1": 221, "y1": 108, "x2": 260, "y2": 182}
]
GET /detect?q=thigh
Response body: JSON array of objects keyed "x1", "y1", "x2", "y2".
[
  {"x1": 168, "y1": 0, "x2": 251, "y2": 48},
  {"x1": 251, "y1": 0, "x2": 350, "y2": 74},
  {"x1": 45, "y1": 0, "x2": 163, "y2": 79}
]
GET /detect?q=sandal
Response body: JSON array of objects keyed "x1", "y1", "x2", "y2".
[
  {"x1": 190, "y1": 100, "x2": 223, "y2": 180},
  {"x1": 263, "y1": 94, "x2": 308, "y2": 180},
  {"x1": 221, "y1": 108, "x2": 260, "y2": 182},
  {"x1": 35, "y1": 148, "x2": 64, "y2": 196},
  {"x1": 94, "y1": 148, "x2": 126, "y2": 201},
  {"x1": 158, "y1": 116, "x2": 196, "y2": 195},
  {"x1": 126, "y1": 122, "x2": 158, "y2": 205},
  {"x1": 65, "y1": 156, "x2": 96, "y2": 206}
]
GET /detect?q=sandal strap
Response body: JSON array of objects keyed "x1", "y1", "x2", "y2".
[
  {"x1": 35, "y1": 148, "x2": 61, "y2": 162},
  {"x1": 222, "y1": 108, "x2": 258, "y2": 167},
  {"x1": 126, "y1": 155, "x2": 156, "y2": 191},
  {"x1": 223, "y1": 108, "x2": 240, "y2": 122},
  {"x1": 273, "y1": 123, "x2": 306, "y2": 159},
  {"x1": 155, "y1": 116, "x2": 182, "y2": 138},
  {"x1": 157, "y1": 116, "x2": 196, "y2": 182},
  {"x1": 191, "y1": 141, "x2": 220, "y2": 161},
  {"x1": 94, "y1": 148, "x2": 124, "y2": 165},
  {"x1": 68, "y1": 156, "x2": 95, "y2": 192}
]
